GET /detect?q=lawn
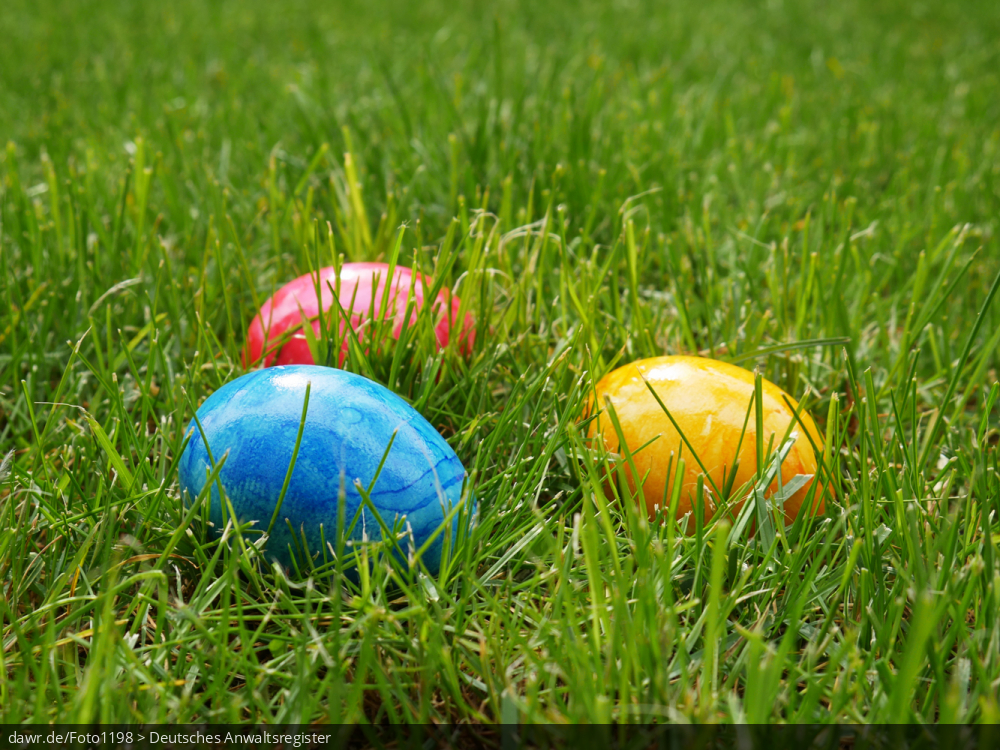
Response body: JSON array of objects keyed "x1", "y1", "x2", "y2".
[{"x1": 2, "y1": 0, "x2": 1000, "y2": 727}]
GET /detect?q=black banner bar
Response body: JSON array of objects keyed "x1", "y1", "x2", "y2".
[{"x1": 1, "y1": 724, "x2": 995, "y2": 750}]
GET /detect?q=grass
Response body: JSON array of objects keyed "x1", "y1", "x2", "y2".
[{"x1": 2, "y1": 0, "x2": 1000, "y2": 727}]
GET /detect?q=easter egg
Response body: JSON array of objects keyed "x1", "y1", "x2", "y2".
[
  {"x1": 587, "y1": 356, "x2": 823, "y2": 525},
  {"x1": 178, "y1": 365, "x2": 473, "y2": 574},
  {"x1": 243, "y1": 262, "x2": 475, "y2": 368}
]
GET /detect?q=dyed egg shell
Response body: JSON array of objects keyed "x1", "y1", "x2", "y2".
[
  {"x1": 587, "y1": 356, "x2": 823, "y2": 524},
  {"x1": 243, "y1": 262, "x2": 475, "y2": 368},
  {"x1": 178, "y1": 365, "x2": 473, "y2": 573}
]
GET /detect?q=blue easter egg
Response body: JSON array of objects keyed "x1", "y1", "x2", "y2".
[{"x1": 178, "y1": 365, "x2": 473, "y2": 574}]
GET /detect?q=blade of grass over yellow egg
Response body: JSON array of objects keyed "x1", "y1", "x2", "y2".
[{"x1": 639, "y1": 374, "x2": 724, "y2": 501}]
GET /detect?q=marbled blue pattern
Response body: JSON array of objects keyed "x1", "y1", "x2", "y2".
[{"x1": 178, "y1": 365, "x2": 473, "y2": 574}]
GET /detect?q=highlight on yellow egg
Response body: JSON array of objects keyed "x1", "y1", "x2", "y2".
[{"x1": 585, "y1": 355, "x2": 824, "y2": 525}]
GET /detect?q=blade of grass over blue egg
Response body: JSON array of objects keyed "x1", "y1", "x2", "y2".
[
  {"x1": 4, "y1": 0, "x2": 1000, "y2": 725},
  {"x1": 351, "y1": 479, "x2": 421, "y2": 574}
]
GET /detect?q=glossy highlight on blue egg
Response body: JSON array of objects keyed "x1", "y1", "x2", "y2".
[{"x1": 178, "y1": 365, "x2": 473, "y2": 574}]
